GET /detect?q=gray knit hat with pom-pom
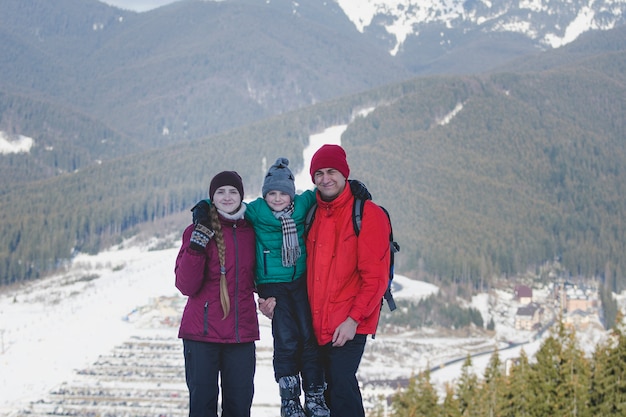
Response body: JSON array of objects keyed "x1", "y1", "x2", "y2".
[{"x1": 262, "y1": 157, "x2": 296, "y2": 200}]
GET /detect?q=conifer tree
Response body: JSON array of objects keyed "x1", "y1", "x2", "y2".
[
  {"x1": 441, "y1": 383, "x2": 462, "y2": 417},
  {"x1": 590, "y1": 311, "x2": 626, "y2": 414},
  {"x1": 500, "y1": 350, "x2": 533, "y2": 417},
  {"x1": 481, "y1": 348, "x2": 506, "y2": 417},
  {"x1": 455, "y1": 355, "x2": 481, "y2": 417},
  {"x1": 392, "y1": 369, "x2": 439, "y2": 417},
  {"x1": 527, "y1": 321, "x2": 591, "y2": 417}
]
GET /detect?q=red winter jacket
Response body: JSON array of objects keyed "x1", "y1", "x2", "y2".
[
  {"x1": 175, "y1": 214, "x2": 259, "y2": 344},
  {"x1": 306, "y1": 185, "x2": 391, "y2": 345}
]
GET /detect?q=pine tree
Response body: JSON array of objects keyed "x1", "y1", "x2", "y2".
[
  {"x1": 527, "y1": 321, "x2": 591, "y2": 416},
  {"x1": 590, "y1": 311, "x2": 626, "y2": 414},
  {"x1": 391, "y1": 369, "x2": 439, "y2": 417},
  {"x1": 441, "y1": 383, "x2": 462, "y2": 417},
  {"x1": 500, "y1": 350, "x2": 533, "y2": 417},
  {"x1": 481, "y1": 348, "x2": 506, "y2": 417},
  {"x1": 455, "y1": 355, "x2": 481, "y2": 416}
]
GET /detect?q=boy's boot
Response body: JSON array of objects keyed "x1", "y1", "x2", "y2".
[
  {"x1": 303, "y1": 384, "x2": 330, "y2": 417},
  {"x1": 279, "y1": 375, "x2": 306, "y2": 417}
]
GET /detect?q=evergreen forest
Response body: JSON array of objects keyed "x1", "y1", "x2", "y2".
[
  {"x1": 2, "y1": 39, "x2": 626, "y2": 292},
  {"x1": 1, "y1": 11, "x2": 625, "y2": 295},
  {"x1": 383, "y1": 318, "x2": 626, "y2": 417}
]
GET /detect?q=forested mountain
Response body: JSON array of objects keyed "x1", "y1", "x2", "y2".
[
  {"x1": 346, "y1": 32, "x2": 626, "y2": 289},
  {"x1": 0, "y1": 0, "x2": 411, "y2": 148},
  {"x1": 0, "y1": 92, "x2": 144, "y2": 192},
  {"x1": 2, "y1": 0, "x2": 624, "y2": 181},
  {"x1": 1, "y1": 24, "x2": 624, "y2": 290}
]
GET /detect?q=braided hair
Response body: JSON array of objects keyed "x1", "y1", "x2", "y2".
[{"x1": 208, "y1": 203, "x2": 230, "y2": 319}]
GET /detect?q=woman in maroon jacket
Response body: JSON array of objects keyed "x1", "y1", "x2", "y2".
[{"x1": 175, "y1": 171, "x2": 259, "y2": 417}]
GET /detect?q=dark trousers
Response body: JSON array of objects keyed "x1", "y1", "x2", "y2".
[
  {"x1": 319, "y1": 334, "x2": 367, "y2": 417},
  {"x1": 257, "y1": 277, "x2": 325, "y2": 389},
  {"x1": 183, "y1": 339, "x2": 255, "y2": 417}
]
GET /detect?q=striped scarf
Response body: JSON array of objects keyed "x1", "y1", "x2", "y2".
[{"x1": 273, "y1": 202, "x2": 301, "y2": 267}]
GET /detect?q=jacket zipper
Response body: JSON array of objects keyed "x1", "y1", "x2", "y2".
[
  {"x1": 203, "y1": 301, "x2": 208, "y2": 335},
  {"x1": 233, "y1": 223, "x2": 240, "y2": 343},
  {"x1": 263, "y1": 249, "x2": 269, "y2": 276}
]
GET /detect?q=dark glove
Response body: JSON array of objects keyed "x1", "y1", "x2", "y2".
[
  {"x1": 191, "y1": 200, "x2": 211, "y2": 226},
  {"x1": 189, "y1": 200, "x2": 214, "y2": 252},
  {"x1": 349, "y1": 179, "x2": 372, "y2": 201}
]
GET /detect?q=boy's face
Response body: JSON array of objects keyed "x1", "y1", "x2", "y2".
[{"x1": 264, "y1": 190, "x2": 291, "y2": 211}]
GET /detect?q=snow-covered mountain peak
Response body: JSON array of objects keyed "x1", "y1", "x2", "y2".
[
  {"x1": 100, "y1": 0, "x2": 625, "y2": 54},
  {"x1": 336, "y1": 0, "x2": 626, "y2": 53}
]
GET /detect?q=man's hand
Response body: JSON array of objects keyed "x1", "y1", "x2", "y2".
[
  {"x1": 258, "y1": 297, "x2": 277, "y2": 319},
  {"x1": 332, "y1": 317, "x2": 358, "y2": 347}
]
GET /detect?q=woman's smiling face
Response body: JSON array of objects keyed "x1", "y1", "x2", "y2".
[{"x1": 212, "y1": 185, "x2": 242, "y2": 214}]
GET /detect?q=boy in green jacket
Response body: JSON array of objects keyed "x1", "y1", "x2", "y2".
[
  {"x1": 194, "y1": 157, "x2": 328, "y2": 417},
  {"x1": 245, "y1": 157, "x2": 328, "y2": 417}
]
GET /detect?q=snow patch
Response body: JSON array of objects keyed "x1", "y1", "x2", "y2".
[
  {"x1": 336, "y1": 0, "x2": 465, "y2": 55},
  {"x1": 544, "y1": 6, "x2": 595, "y2": 48},
  {"x1": 0, "y1": 132, "x2": 34, "y2": 155},
  {"x1": 437, "y1": 102, "x2": 464, "y2": 125},
  {"x1": 294, "y1": 124, "x2": 345, "y2": 192}
]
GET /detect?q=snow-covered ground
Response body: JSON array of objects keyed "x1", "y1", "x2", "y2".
[
  {"x1": 3, "y1": 234, "x2": 610, "y2": 416},
  {"x1": 0, "y1": 237, "x2": 540, "y2": 417}
]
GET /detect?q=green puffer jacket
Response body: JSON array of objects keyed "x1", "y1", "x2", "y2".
[{"x1": 245, "y1": 190, "x2": 316, "y2": 285}]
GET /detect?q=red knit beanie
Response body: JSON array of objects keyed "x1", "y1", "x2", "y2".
[
  {"x1": 309, "y1": 144, "x2": 350, "y2": 182},
  {"x1": 210, "y1": 171, "x2": 244, "y2": 200}
]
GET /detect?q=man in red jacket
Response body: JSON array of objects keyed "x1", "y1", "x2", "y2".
[{"x1": 306, "y1": 144, "x2": 391, "y2": 416}]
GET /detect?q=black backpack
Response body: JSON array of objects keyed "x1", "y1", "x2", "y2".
[{"x1": 304, "y1": 189, "x2": 400, "y2": 312}]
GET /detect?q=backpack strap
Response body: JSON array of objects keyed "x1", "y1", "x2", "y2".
[
  {"x1": 306, "y1": 196, "x2": 365, "y2": 237},
  {"x1": 304, "y1": 203, "x2": 317, "y2": 236},
  {"x1": 352, "y1": 197, "x2": 365, "y2": 236},
  {"x1": 379, "y1": 206, "x2": 399, "y2": 311}
]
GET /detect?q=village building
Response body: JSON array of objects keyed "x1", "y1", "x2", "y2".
[
  {"x1": 514, "y1": 303, "x2": 543, "y2": 330},
  {"x1": 514, "y1": 284, "x2": 533, "y2": 304}
]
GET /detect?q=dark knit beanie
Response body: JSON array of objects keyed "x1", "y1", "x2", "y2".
[
  {"x1": 262, "y1": 157, "x2": 296, "y2": 200},
  {"x1": 309, "y1": 144, "x2": 350, "y2": 182},
  {"x1": 209, "y1": 171, "x2": 244, "y2": 200}
]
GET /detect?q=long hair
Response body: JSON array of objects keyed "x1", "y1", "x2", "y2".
[{"x1": 208, "y1": 203, "x2": 230, "y2": 319}]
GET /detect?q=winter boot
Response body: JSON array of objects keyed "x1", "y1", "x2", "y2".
[
  {"x1": 279, "y1": 375, "x2": 307, "y2": 417},
  {"x1": 303, "y1": 385, "x2": 330, "y2": 417}
]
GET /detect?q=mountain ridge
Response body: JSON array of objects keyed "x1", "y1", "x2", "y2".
[
  {"x1": 2, "y1": 33, "x2": 625, "y2": 289},
  {"x1": 0, "y1": 1, "x2": 625, "y2": 291},
  {"x1": 2, "y1": 0, "x2": 624, "y2": 153}
]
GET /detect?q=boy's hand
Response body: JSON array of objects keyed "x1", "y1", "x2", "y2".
[
  {"x1": 188, "y1": 200, "x2": 214, "y2": 252},
  {"x1": 191, "y1": 200, "x2": 211, "y2": 225},
  {"x1": 258, "y1": 297, "x2": 276, "y2": 319}
]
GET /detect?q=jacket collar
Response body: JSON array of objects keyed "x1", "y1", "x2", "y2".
[
  {"x1": 317, "y1": 182, "x2": 353, "y2": 212},
  {"x1": 218, "y1": 204, "x2": 247, "y2": 226}
]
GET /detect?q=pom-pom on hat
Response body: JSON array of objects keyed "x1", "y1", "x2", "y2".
[
  {"x1": 210, "y1": 171, "x2": 244, "y2": 200},
  {"x1": 309, "y1": 144, "x2": 350, "y2": 182},
  {"x1": 262, "y1": 157, "x2": 296, "y2": 200}
]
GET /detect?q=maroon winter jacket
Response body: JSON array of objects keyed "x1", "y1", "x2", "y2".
[{"x1": 175, "y1": 214, "x2": 259, "y2": 344}]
